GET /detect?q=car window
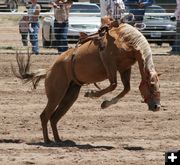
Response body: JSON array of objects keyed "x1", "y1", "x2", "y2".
[
  {"x1": 145, "y1": 6, "x2": 166, "y2": 13},
  {"x1": 145, "y1": 6, "x2": 169, "y2": 20},
  {"x1": 70, "y1": 4, "x2": 100, "y2": 13}
]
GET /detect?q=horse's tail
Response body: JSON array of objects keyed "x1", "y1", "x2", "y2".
[{"x1": 11, "y1": 52, "x2": 47, "y2": 89}]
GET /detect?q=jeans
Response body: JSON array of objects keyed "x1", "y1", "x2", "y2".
[
  {"x1": 171, "y1": 20, "x2": 180, "y2": 53},
  {"x1": 54, "y1": 19, "x2": 68, "y2": 53},
  {"x1": 128, "y1": 8, "x2": 145, "y2": 23},
  {"x1": 21, "y1": 32, "x2": 28, "y2": 46},
  {"x1": 29, "y1": 22, "x2": 40, "y2": 54},
  {"x1": 134, "y1": 15, "x2": 144, "y2": 23}
]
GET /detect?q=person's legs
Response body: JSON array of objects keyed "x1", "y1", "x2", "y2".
[
  {"x1": 54, "y1": 19, "x2": 61, "y2": 51},
  {"x1": 134, "y1": 15, "x2": 144, "y2": 23},
  {"x1": 171, "y1": 20, "x2": 180, "y2": 54},
  {"x1": 29, "y1": 22, "x2": 40, "y2": 55},
  {"x1": 126, "y1": 11, "x2": 145, "y2": 28},
  {"x1": 59, "y1": 21, "x2": 68, "y2": 52},
  {"x1": 54, "y1": 20, "x2": 68, "y2": 53},
  {"x1": 21, "y1": 32, "x2": 28, "y2": 46}
]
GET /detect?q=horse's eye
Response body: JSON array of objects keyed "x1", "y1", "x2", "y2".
[{"x1": 150, "y1": 84, "x2": 154, "y2": 88}]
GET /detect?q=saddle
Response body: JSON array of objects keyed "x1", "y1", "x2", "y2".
[
  {"x1": 78, "y1": 20, "x2": 120, "y2": 46},
  {"x1": 78, "y1": 25, "x2": 109, "y2": 45}
]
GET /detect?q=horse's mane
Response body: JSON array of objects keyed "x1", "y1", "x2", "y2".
[{"x1": 109, "y1": 23, "x2": 155, "y2": 71}]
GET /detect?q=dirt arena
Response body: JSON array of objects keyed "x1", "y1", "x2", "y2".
[{"x1": 0, "y1": 49, "x2": 179, "y2": 165}]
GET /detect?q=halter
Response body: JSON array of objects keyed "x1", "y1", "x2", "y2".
[{"x1": 139, "y1": 80, "x2": 160, "y2": 103}]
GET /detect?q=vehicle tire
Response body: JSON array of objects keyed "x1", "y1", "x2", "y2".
[
  {"x1": 42, "y1": 28, "x2": 51, "y2": 48},
  {"x1": 7, "y1": 0, "x2": 18, "y2": 12},
  {"x1": 157, "y1": 42, "x2": 162, "y2": 47},
  {"x1": 169, "y1": 42, "x2": 174, "y2": 46}
]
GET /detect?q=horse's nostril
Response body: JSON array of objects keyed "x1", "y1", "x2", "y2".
[{"x1": 154, "y1": 104, "x2": 161, "y2": 111}]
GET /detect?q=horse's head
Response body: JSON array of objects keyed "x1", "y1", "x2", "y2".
[{"x1": 139, "y1": 71, "x2": 161, "y2": 111}]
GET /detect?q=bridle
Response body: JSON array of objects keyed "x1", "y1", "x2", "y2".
[{"x1": 139, "y1": 80, "x2": 160, "y2": 103}]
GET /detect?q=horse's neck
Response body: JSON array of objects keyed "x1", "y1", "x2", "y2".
[{"x1": 136, "y1": 50, "x2": 155, "y2": 81}]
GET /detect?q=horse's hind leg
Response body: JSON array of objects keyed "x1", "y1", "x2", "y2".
[
  {"x1": 50, "y1": 81, "x2": 81, "y2": 142},
  {"x1": 85, "y1": 49, "x2": 117, "y2": 98},
  {"x1": 40, "y1": 69, "x2": 70, "y2": 143},
  {"x1": 40, "y1": 100, "x2": 60, "y2": 143},
  {"x1": 101, "y1": 68, "x2": 131, "y2": 109}
]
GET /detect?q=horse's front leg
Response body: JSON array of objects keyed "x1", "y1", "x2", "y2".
[
  {"x1": 101, "y1": 68, "x2": 131, "y2": 109},
  {"x1": 84, "y1": 80, "x2": 117, "y2": 98},
  {"x1": 85, "y1": 48, "x2": 117, "y2": 98}
]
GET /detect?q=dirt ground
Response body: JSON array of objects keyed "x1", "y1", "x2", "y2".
[
  {"x1": 0, "y1": 50, "x2": 179, "y2": 165},
  {"x1": 0, "y1": 16, "x2": 180, "y2": 165}
]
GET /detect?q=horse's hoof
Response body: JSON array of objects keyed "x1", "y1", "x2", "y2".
[
  {"x1": 55, "y1": 139, "x2": 63, "y2": 144},
  {"x1": 101, "y1": 100, "x2": 109, "y2": 109},
  {"x1": 44, "y1": 139, "x2": 53, "y2": 144},
  {"x1": 84, "y1": 91, "x2": 96, "y2": 98},
  {"x1": 84, "y1": 92, "x2": 90, "y2": 97}
]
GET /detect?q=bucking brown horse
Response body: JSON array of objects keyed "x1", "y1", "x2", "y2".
[{"x1": 12, "y1": 23, "x2": 161, "y2": 143}]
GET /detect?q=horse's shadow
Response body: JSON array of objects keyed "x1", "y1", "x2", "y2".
[{"x1": 27, "y1": 139, "x2": 114, "y2": 150}]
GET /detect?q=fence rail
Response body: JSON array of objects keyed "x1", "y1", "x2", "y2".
[
  {"x1": 0, "y1": 12, "x2": 175, "y2": 16},
  {"x1": 0, "y1": 12, "x2": 175, "y2": 55}
]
